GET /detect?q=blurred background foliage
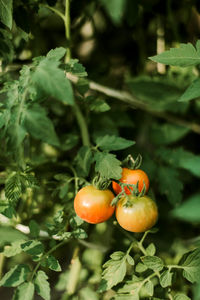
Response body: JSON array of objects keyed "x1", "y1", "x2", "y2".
[{"x1": 1, "y1": 0, "x2": 200, "y2": 299}]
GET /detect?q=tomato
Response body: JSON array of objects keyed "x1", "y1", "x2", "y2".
[
  {"x1": 74, "y1": 185, "x2": 115, "y2": 224},
  {"x1": 116, "y1": 195, "x2": 158, "y2": 233},
  {"x1": 112, "y1": 168, "x2": 149, "y2": 195}
]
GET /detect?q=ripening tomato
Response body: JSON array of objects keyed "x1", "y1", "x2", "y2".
[
  {"x1": 116, "y1": 195, "x2": 158, "y2": 233},
  {"x1": 112, "y1": 168, "x2": 149, "y2": 195},
  {"x1": 74, "y1": 185, "x2": 115, "y2": 224}
]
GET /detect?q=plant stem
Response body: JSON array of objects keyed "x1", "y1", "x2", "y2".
[
  {"x1": 30, "y1": 239, "x2": 68, "y2": 281},
  {"x1": 63, "y1": 0, "x2": 90, "y2": 147},
  {"x1": 73, "y1": 102, "x2": 90, "y2": 147},
  {"x1": 0, "y1": 253, "x2": 5, "y2": 279},
  {"x1": 66, "y1": 73, "x2": 200, "y2": 135},
  {"x1": 64, "y1": 0, "x2": 71, "y2": 63}
]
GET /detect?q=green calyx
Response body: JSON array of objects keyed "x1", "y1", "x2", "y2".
[
  {"x1": 122, "y1": 154, "x2": 142, "y2": 170},
  {"x1": 92, "y1": 173, "x2": 111, "y2": 190}
]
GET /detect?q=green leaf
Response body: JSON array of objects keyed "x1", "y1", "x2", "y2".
[
  {"x1": 45, "y1": 255, "x2": 61, "y2": 272},
  {"x1": 32, "y1": 57, "x2": 74, "y2": 105},
  {"x1": 75, "y1": 146, "x2": 93, "y2": 176},
  {"x1": 157, "y1": 166, "x2": 183, "y2": 206},
  {"x1": 46, "y1": 47, "x2": 66, "y2": 61},
  {"x1": 0, "y1": 0, "x2": 13, "y2": 29},
  {"x1": 174, "y1": 294, "x2": 191, "y2": 300},
  {"x1": 99, "y1": 252, "x2": 127, "y2": 291},
  {"x1": 4, "y1": 240, "x2": 25, "y2": 257},
  {"x1": 0, "y1": 226, "x2": 27, "y2": 247},
  {"x1": 180, "y1": 248, "x2": 200, "y2": 283},
  {"x1": 89, "y1": 98, "x2": 110, "y2": 112},
  {"x1": 178, "y1": 78, "x2": 200, "y2": 102},
  {"x1": 171, "y1": 193, "x2": 200, "y2": 222},
  {"x1": 22, "y1": 104, "x2": 59, "y2": 146},
  {"x1": 35, "y1": 270, "x2": 50, "y2": 300},
  {"x1": 145, "y1": 243, "x2": 156, "y2": 256},
  {"x1": 13, "y1": 282, "x2": 34, "y2": 300},
  {"x1": 72, "y1": 228, "x2": 87, "y2": 239},
  {"x1": 100, "y1": 0, "x2": 126, "y2": 25},
  {"x1": 126, "y1": 254, "x2": 135, "y2": 266},
  {"x1": 141, "y1": 256, "x2": 164, "y2": 272},
  {"x1": 29, "y1": 220, "x2": 40, "y2": 238},
  {"x1": 94, "y1": 152, "x2": 122, "y2": 180},
  {"x1": 5, "y1": 172, "x2": 22, "y2": 203},
  {"x1": 96, "y1": 135, "x2": 135, "y2": 151},
  {"x1": 0, "y1": 264, "x2": 30, "y2": 287},
  {"x1": 149, "y1": 42, "x2": 200, "y2": 67},
  {"x1": 160, "y1": 270, "x2": 173, "y2": 287},
  {"x1": 150, "y1": 123, "x2": 189, "y2": 145},
  {"x1": 21, "y1": 240, "x2": 44, "y2": 256},
  {"x1": 144, "y1": 280, "x2": 154, "y2": 296},
  {"x1": 135, "y1": 262, "x2": 147, "y2": 273},
  {"x1": 157, "y1": 147, "x2": 200, "y2": 177}
]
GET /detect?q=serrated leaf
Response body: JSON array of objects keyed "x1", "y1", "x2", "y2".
[
  {"x1": 89, "y1": 98, "x2": 110, "y2": 112},
  {"x1": 144, "y1": 280, "x2": 154, "y2": 296},
  {"x1": 149, "y1": 42, "x2": 200, "y2": 67},
  {"x1": 0, "y1": 0, "x2": 12, "y2": 29},
  {"x1": 146, "y1": 243, "x2": 156, "y2": 256},
  {"x1": 160, "y1": 270, "x2": 173, "y2": 287},
  {"x1": 171, "y1": 193, "x2": 200, "y2": 222},
  {"x1": 180, "y1": 248, "x2": 200, "y2": 283},
  {"x1": 174, "y1": 294, "x2": 191, "y2": 300},
  {"x1": 75, "y1": 146, "x2": 93, "y2": 176},
  {"x1": 35, "y1": 270, "x2": 50, "y2": 300},
  {"x1": 22, "y1": 104, "x2": 59, "y2": 146},
  {"x1": 157, "y1": 166, "x2": 183, "y2": 206},
  {"x1": 21, "y1": 240, "x2": 44, "y2": 256},
  {"x1": 96, "y1": 135, "x2": 135, "y2": 151},
  {"x1": 5, "y1": 172, "x2": 22, "y2": 203},
  {"x1": 47, "y1": 47, "x2": 66, "y2": 61},
  {"x1": 178, "y1": 78, "x2": 200, "y2": 102},
  {"x1": 141, "y1": 256, "x2": 164, "y2": 272},
  {"x1": 46, "y1": 255, "x2": 61, "y2": 272},
  {"x1": 32, "y1": 57, "x2": 74, "y2": 105},
  {"x1": 4, "y1": 240, "x2": 25, "y2": 257},
  {"x1": 99, "y1": 254, "x2": 127, "y2": 291},
  {"x1": 13, "y1": 282, "x2": 34, "y2": 300},
  {"x1": 0, "y1": 264, "x2": 30, "y2": 287},
  {"x1": 157, "y1": 147, "x2": 200, "y2": 177},
  {"x1": 94, "y1": 152, "x2": 122, "y2": 180}
]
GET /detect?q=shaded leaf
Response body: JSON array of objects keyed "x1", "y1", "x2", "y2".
[{"x1": 0, "y1": 264, "x2": 30, "y2": 287}]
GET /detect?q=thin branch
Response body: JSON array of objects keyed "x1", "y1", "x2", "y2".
[{"x1": 66, "y1": 73, "x2": 200, "y2": 135}]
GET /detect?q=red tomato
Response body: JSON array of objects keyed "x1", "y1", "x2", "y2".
[
  {"x1": 112, "y1": 168, "x2": 149, "y2": 195},
  {"x1": 116, "y1": 195, "x2": 158, "y2": 233},
  {"x1": 74, "y1": 185, "x2": 115, "y2": 224}
]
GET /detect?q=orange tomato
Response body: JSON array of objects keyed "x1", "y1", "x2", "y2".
[
  {"x1": 74, "y1": 185, "x2": 115, "y2": 224},
  {"x1": 112, "y1": 168, "x2": 149, "y2": 195},
  {"x1": 116, "y1": 195, "x2": 158, "y2": 233}
]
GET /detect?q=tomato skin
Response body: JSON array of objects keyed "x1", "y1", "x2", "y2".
[
  {"x1": 74, "y1": 185, "x2": 115, "y2": 224},
  {"x1": 112, "y1": 168, "x2": 149, "y2": 195},
  {"x1": 116, "y1": 195, "x2": 158, "y2": 233}
]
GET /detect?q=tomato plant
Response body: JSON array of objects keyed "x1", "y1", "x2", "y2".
[
  {"x1": 0, "y1": 0, "x2": 200, "y2": 299},
  {"x1": 74, "y1": 185, "x2": 115, "y2": 224},
  {"x1": 116, "y1": 195, "x2": 158, "y2": 233},
  {"x1": 112, "y1": 168, "x2": 149, "y2": 195}
]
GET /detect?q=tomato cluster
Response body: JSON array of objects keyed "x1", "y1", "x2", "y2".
[{"x1": 74, "y1": 165, "x2": 158, "y2": 233}]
